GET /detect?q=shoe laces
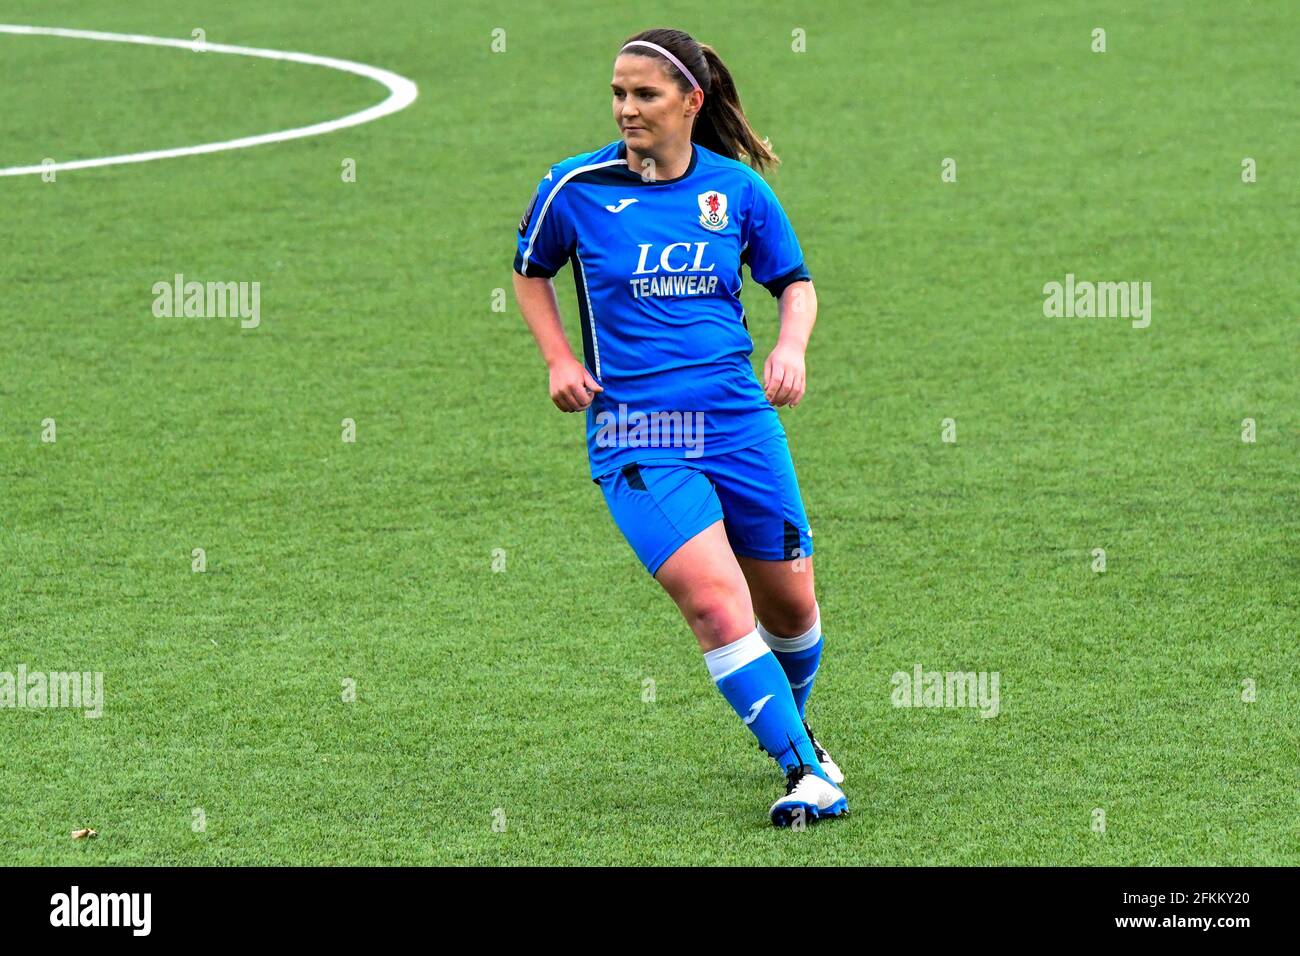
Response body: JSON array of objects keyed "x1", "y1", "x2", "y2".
[
  {"x1": 783, "y1": 764, "x2": 817, "y2": 796},
  {"x1": 803, "y1": 721, "x2": 828, "y2": 761}
]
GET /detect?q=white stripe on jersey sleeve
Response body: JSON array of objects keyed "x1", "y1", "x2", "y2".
[{"x1": 521, "y1": 157, "x2": 627, "y2": 273}]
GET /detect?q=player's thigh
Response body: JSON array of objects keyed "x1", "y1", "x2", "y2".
[
  {"x1": 709, "y1": 433, "x2": 818, "y2": 636},
  {"x1": 596, "y1": 461, "x2": 752, "y2": 649},
  {"x1": 596, "y1": 460, "x2": 720, "y2": 576},
  {"x1": 655, "y1": 520, "x2": 754, "y2": 651},
  {"x1": 711, "y1": 433, "x2": 814, "y2": 564},
  {"x1": 736, "y1": 554, "x2": 817, "y2": 637}
]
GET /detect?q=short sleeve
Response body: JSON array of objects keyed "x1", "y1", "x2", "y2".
[
  {"x1": 514, "y1": 167, "x2": 576, "y2": 278},
  {"x1": 742, "y1": 174, "x2": 811, "y2": 297}
]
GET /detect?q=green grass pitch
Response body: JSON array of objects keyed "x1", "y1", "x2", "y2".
[{"x1": 1, "y1": 0, "x2": 1295, "y2": 865}]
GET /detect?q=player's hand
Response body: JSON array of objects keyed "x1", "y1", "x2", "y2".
[
  {"x1": 548, "y1": 356, "x2": 603, "y2": 412},
  {"x1": 763, "y1": 343, "x2": 806, "y2": 407}
]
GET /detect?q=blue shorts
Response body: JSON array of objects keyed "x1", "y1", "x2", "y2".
[{"x1": 594, "y1": 432, "x2": 814, "y2": 576}]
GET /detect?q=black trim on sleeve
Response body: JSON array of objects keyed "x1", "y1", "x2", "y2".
[
  {"x1": 513, "y1": 248, "x2": 558, "y2": 279},
  {"x1": 761, "y1": 262, "x2": 812, "y2": 298},
  {"x1": 570, "y1": 252, "x2": 597, "y2": 374},
  {"x1": 518, "y1": 190, "x2": 540, "y2": 236}
]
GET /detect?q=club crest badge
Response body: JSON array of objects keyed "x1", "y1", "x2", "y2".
[{"x1": 697, "y1": 190, "x2": 729, "y2": 231}]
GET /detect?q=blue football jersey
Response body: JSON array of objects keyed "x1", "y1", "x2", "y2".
[{"x1": 513, "y1": 139, "x2": 811, "y2": 478}]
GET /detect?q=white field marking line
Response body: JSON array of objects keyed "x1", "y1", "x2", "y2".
[{"x1": 0, "y1": 24, "x2": 418, "y2": 177}]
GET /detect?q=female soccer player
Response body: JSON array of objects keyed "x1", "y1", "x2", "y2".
[{"x1": 512, "y1": 28, "x2": 845, "y2": 826}]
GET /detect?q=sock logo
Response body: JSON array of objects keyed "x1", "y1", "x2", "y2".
[
  {"x1": 790, "y1": 668, "x2": 818, "y2": 690},
  {"x1": 743, "y1": 694, "x2": 774, "y2": 725}
]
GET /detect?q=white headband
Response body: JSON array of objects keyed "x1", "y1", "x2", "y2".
[{"x1": 619, "y1": 40, "x2": 702, "y2": 94}]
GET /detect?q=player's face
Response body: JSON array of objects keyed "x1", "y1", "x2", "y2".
[{"x1": 610, "y1": 54, "x2": 698, "y2": 153}]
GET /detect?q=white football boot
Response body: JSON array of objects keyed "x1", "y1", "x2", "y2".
[
  {"x1": 760, "y1": 721, "x2": 844, "y2": 785},
  {"x1": 805, "y1": 722, "x2": 845, "y2": 786},
  {"x1": 770, "y1": 764, "x2": 849, "y2": 827}
]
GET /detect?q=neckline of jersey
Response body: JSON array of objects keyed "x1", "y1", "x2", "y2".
[{"x1": 615, "y1": 140, "x2": 699, "y2": 185}]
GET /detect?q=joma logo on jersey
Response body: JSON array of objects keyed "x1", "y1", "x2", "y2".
[
  {"x1": 628, "y1": 242, "x2": 720, "y2": 300},
  {"x1": 698, "y1": 191, "x2": 728, "y2": 231}
]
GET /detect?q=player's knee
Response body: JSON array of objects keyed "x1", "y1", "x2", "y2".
[
  {"x1": 686, "y1": 591, "x2": 751, "y2": 646},
  {"x1": 759, "y1": 598, "x2": 818, "y2": 639}
]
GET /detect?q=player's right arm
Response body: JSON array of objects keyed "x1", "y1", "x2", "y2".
[
  {"x1": 512, "y1": 272, "x2": 602, "y2": 413},
  {"x1": 512, "y1": 166, "x2": 602, "y2": 413}
]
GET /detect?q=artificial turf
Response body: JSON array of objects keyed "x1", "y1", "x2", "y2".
[{"x1": 1, "y1": 0, "x2": 1295, "y2": 865}]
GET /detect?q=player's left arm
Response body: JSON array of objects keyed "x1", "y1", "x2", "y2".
[
  {"x1": 763, "y1": 279, "x2": 816, "y2": 407},
  {"x1": 744, "y1": 172, "x2": 816, "y2": 407}
]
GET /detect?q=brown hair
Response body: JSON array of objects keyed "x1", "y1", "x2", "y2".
[{"x1": 617, "y1": 28, "x2": 779, "y2": 172}]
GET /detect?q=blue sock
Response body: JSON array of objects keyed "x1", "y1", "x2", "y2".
[
  {"x1": 758, "y1": 606, "x2": 823, "y2": 719},
  {"x1": 704, "y1": 629, "x2": 828, "y2": 779}
]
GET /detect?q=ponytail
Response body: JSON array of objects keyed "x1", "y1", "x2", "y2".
[{"x1": 618, "y1": 28, "x2": 780, "y2": 172}]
